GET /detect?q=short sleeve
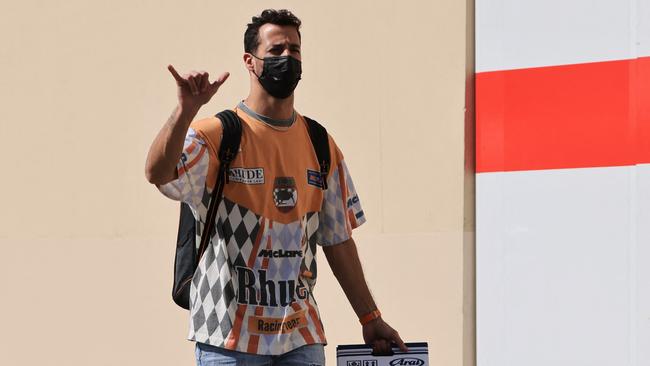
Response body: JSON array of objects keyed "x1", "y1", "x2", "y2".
[
  {"x1": 315, "y1": 157, "x2": 366, "y2": 246},
  {"x1": 156, "y1": 127, "x2": 210, "y2": 211}
]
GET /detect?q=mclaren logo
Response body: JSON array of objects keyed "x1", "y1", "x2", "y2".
[{"x1": 258, "y1": 249, "x2": 303, "y2": 258}]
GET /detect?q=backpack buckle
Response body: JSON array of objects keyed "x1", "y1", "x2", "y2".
[{"x1": 320, "y1": 161, "x2": 329, "y2": 190}]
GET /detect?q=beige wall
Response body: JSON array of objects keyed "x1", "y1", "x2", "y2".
[{"x1": 0, "y1": 1, "x2": 474, "y2": 365}]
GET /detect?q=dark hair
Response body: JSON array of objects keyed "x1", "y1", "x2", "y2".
[{"x1": 244, "y1": 9, "x2": 302, "y2": 54}]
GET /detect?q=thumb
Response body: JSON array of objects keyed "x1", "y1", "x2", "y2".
[{"x1": 167, "y1": 64, "x2": 184, "y2": 84}]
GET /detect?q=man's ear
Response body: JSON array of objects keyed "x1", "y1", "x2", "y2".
[{"x1": 243, "y1": 53, "x2": 255, "y2": 73}]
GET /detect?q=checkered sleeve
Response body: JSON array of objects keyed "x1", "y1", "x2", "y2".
[
  {"x1": 156, "y1": 127, "x2": 209, "y2": 211},
  {"x1": 315, "y1": 158, "x2": 366, "y2": 246}
]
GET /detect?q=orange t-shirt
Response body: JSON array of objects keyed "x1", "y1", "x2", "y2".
[{"x1": 158, "y1": 104, "x2": 365, "y2": 355}]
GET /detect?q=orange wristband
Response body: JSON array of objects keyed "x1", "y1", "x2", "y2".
[{"x1": 359, "y1": 309, "x2": 381, "y2": 325}]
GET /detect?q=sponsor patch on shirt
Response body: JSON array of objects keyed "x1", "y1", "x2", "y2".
[
  {"x1": 273, "y1": 176, "x2": 297, "y2": 211},
  {"x1": 229, "y1": 167, "x2": 265, "y2": 184},
  {"x1": 258, "y1": 249, "x2": 303, "y2": 258},
  {"x1": 307, "y1": 169, "x2": 323, "y2": 188},
  {"x1": 248, "y1": 310, "x2": 308, "y2": 335}
]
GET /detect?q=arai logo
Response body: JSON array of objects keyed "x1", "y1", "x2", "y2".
[{"x1": 389, "y1": 358, "x2": 424, "y2": 366}]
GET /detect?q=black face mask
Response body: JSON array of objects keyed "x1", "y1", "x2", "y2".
[{"x1": 251, "y1": 54, "x2": 302, "y2": 99}]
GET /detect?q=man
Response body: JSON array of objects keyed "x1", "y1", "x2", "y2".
[{"x1": 145, "y1": 9, "x2": 407, "y2": 365}]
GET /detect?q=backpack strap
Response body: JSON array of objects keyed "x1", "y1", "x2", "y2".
[
  {"x1": 195, "y1": 109, "x2": 242, "y2": 265},
  {"x1": 303, "y1": 116, "x2": 331, "y2": 190},
  {"x1": 216, "y1": 110, "x2": 243, "y2": 183}
]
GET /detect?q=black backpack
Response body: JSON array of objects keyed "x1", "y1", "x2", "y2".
[{"x1": 171, "y1": 109, "x2": 331, "y2": 310}]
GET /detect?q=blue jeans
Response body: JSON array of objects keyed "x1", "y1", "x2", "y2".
[{"x1": 194, "y1": 341, "x2": 326, "y2": 366}]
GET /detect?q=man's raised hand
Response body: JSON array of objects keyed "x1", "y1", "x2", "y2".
[{"x1": 168, "y1": 64, "x2": 230, "y2": 111}]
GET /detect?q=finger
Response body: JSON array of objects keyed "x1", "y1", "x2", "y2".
[
  {"x1": 372, "y1": 339, "x2": 390, "y2": 356},
  {"x1": 392, "y1": 332, "x2": 409, "y2": 353},
  {"x1": 372, "y1": 340, "x2": 382, "y2": 356},
  {"x1": 379, "y1": 339, "x2": 391, "y2": 355},
  {"x1": 167, "y1": 64, "x2": 183, "y2": 84},
  {"x1": 188, "y1": 70, "x2": 201, "y2": 94},
  {"x1": 199, "y1": 72, "x2": 209, "y2": 92},
  {"x1": 187, "y1": 75, "x2": 199, "y2": 95},
  {"x1": 209, "y1": 71, "x2": 230, "y2": 89}
]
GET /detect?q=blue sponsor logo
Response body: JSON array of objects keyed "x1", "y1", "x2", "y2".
[{"x1": 307, "y1": 169, "x2": 323, "y2": 188}]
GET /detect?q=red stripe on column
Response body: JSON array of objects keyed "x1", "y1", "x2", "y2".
[
  {"x1": 476, "y1": 56, "x2": 650, "y2": 173},
  {"x1": 637, "y1": 57, "x2": 650, "y2": 163}
]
